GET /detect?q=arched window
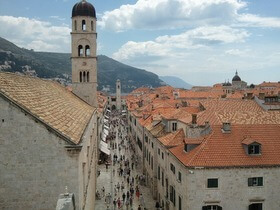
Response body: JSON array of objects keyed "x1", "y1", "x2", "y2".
[
  {"x1": 83, "y1": 71, "x2": 86, "y2": 82},
  {"x1": 80, "y1": 72, "x2": 82, "y2": 82},
  {"x1": 86, "y1": 72, "x2": 89, "y2": 82},
  {"x1": 78, "y1": 45, "x2": 83, "y2": 56},
  {"x1": 74, "y1": 20, "x2": 77, "y2": 31},
  {"x1": 91, "y1": 21, "x2": 94, "y2": 31},
  {"x1": 82, "y1": 20, "x2": 86, "y2": 31},
  {"x1": 85, "y1": 45, "x2": 90, "y2": 57}
]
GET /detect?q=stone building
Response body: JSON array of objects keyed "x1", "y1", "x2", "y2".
[
  {"x1": 232, "y1": 70, "x2": 247, "y2": 90},
  {"x1": 0, "y1": 1, "x2": 100, "y2": 209},
  {"x1": 126, "y1": 86, "x2": 280, "y2": 210},
  {"x1": 0, "y1": 73, "x2": 98, "y2": 210}
]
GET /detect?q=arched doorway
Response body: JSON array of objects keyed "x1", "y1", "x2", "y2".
[{"x1": 112, "y1": 105, "x2": 116, "y2": 110}]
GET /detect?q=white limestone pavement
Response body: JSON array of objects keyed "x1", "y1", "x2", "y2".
[{"x1": 95, "y1": 117, "x2": 156, "y2": 210}]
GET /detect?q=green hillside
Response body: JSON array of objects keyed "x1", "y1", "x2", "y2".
[{"x1": 0, "y1": 37, "x2": 164, "y2": 93}]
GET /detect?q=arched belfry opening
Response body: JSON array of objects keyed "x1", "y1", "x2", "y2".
[
  {"x1": 82, "y1": 20, "x2": 86, "y2": 31},
  {"x1": 85, "y1": 45, "x2": 90, "y2": 57},
  {"x1": 80, "y1": 72, "x2": 82, "y2": 82},
  {"x1": 78, "y1": 45, "x2": 83, "y2": 57},
  {"x1": 83, "y1": 71, "x2": 86, "y2": 82},
  {"x1": 86, "y1": 72, "x2": 89, "y2": 82}
]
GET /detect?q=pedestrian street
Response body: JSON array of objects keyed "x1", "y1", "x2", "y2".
[{"x1": 95, "y1": 112, "x2": 156, "y2": 210}]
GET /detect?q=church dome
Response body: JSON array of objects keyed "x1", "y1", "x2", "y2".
[
  {"x1": 232, "y1": 71, "x2": 241, "y2": 82},
  {"x1": 72, "y1": 0, "x2": 96, "y2": 18}
]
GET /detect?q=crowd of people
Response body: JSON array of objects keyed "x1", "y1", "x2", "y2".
[{"x1": 96, "y1": 110, "x2": 149, "y2": 210}]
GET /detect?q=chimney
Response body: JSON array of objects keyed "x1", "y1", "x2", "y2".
[
  {"x1": 222, "y1": 122, "x2": 231, "y2": 133},
  {"x1": 192, "y1": 114, "x2": 197, "y2": 124}
]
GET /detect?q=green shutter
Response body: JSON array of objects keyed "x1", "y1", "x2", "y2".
[
  {"x1": 258, "y1": 177, "x2": 263, "y2": 186},
  {"x1": 248, "y1": 178, "x2": 253, "y2": 186}
]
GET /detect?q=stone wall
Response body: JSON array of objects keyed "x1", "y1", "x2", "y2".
[
  {"x1": 166, "y1": 150, "x2": 280, "y2": 210},
  {"x1": 0, "y1": 96, "x2": 79, "y2": 210}
]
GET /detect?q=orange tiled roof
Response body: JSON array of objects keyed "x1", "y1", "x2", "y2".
[
  {"x1": 158, "y1": 128, "x2": 185, "y2": 147},
  {"x1": 170, "y1": 124, "x2": 280, "y2": 167},
  {"x1": 0, "y1": 72, "x2": 95, "y2": 144},
  {"x1": 196, "y1": 99, "x2": 280, "y2": 125}
]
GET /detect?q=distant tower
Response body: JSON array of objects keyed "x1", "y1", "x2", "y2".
[
  {"x1": 116, "y1": 79, "x2": 121, "y2": 110},
  {"x1": 71, "y1": 0, "x2": 97, "y2": 107}
]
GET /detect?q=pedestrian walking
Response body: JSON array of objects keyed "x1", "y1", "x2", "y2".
[
  {"x1": 136, "y1": 189, "x2": 140, "y2": 200},
  {"x1": 140, "y1": 193, "x2": 145, "y2": 207},
  {"x1": 113, "y1": 198, "x2": 117, "y2": 209},
  {"x1": 117, "y1": 197, "x2": 121, "y2": 209},
  {"x1": 122, "y1": 192, "x2": 126, "y2": 202},
  {"x1": 102, "y1": 186, "x2": 105, "y2": 197}
]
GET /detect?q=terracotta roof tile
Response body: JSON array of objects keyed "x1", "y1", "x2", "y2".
[
  {"x1": 159, "y1": 128, "x2": 185, "y2": 147},
  {"x1": 0, "y1": 72, "x2": 94, "y2": 144},
  {"x1": 170, "y1": 124, "x2": 280, "y2": 167}
]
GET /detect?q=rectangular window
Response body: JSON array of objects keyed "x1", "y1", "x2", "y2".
[
  {"x1": 137, "y1": 137, "x2": 142, "y2": 151},
  {"x1": 248, "y1": 177, "x2": 263, "y2": 187},
  {"x1": 152, "y1": 142, "x2": 154, "y2": 148},
  {"x1": 248, "y1": 144, "x2": 261, "y2": 154},
  {"x1": 170, "y1": 185, "x2": 176, "y2": 206},
  {"x1": 249, "y1": 203, "x2": 262, "y2": 210},
  {"x1": 161, "y1": 171, "x2": 164, "y2": 187},
  {"x1": 158, "y1": 148, "x2": 160, "y2": 155},
  {"x1": 151, "y1": 156, "x2": 153, "y2": 170},
  {"x1": 179, "y1": 196, "x2": 182, "y2": 210},
  {"x1": 170, "y1": 163, "x2": 175, "y2": 174},
  {"x1": 172, "y1": 122, "x2": 177, "y2": 131},
  {"x1": 178, "y1": 171, "x2": 182, "y2": 182},
  {"x1": 207, "y1": 178, "x2": 218, "y2": 188},
  {"x1": 162, "y1": 152, "x2": 164, "y2": 160},
  {"x1": 158, "y1": 166, "x2": 160, "y2": 180}
]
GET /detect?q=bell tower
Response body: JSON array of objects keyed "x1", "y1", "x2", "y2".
[
  {"x1": 71, "y1": 0, "x2": 97, "y2": 107},
  {"x1": 116, "y1": 79, "x2": 121, "y2": 110}
]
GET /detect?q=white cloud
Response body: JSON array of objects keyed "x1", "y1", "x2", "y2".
[
  {"x1": 99, "y1": 0, "x2": 246, "y2": 31},
  {"x1": 0, "y1": 16, "x2": 71, "y2": 52},
  {"x1": 225, "y1": 49, "x2": 251, "y2": 56},
  {"x1": 50, "y1": 16, "x2": 66, "y2": 21},
  {"x1": 237, "y1": 14, "x2": 280, "y2": 28},
  {"x1": 113, "y1": 26, "x2": 249, "y2": 60},
  {"x1": 99, "y1": 0, "x2": 280, "y2": 31}
]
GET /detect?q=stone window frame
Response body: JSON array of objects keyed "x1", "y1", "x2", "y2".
[
  {"x1": 207, "y1": 178, "x2": 219, "y2": 189},
  {"x1": 248, "y1": 143, "x2": 261, "y2": 155},
  {"x1": 248, "y1": 177, "x2": 263, "y2": 187},
  {"x1": 172, "y1": 122, "x2": 177, "y2": 132}
]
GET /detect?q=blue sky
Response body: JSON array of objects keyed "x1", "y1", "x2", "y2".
[{"x1": 0, "y1": 0, "x2": 279, "y2": 86}]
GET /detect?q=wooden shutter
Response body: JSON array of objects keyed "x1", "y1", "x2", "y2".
[
  {"x1": 258, "y1": 177, "x2": 263, "y2": 186},
  {"x1": 248, "y1": 178, "x2": 253, "y2": 186}
]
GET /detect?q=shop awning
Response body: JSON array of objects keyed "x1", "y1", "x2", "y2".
[{"x1": 99, "y1": 141, "x2": 110, "y2": 155}]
